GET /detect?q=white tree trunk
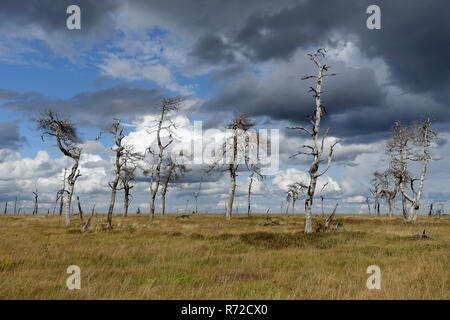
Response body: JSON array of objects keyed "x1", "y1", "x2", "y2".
[
  {"x1": 226, "y1": 166, "x2": 236, "y2": 220},
  {"x1": 65, "y1": 183, "x2": 74, "y2": 226}
]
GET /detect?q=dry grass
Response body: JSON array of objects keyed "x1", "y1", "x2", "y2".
[{"x1": 0, "y1": 213, "x2": 448, "y2": 299}]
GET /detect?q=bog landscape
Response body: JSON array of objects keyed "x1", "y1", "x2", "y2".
[{"x1": 0, "y1": 1, "x2": 449, "y2": 300}]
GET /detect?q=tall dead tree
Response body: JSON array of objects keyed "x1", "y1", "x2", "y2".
[
  {"x1": 32, "y1": 189, "x2": 38, "y2": 215},
  {"x1": 14, "y1": 197, "x2": 17, "y2": 215},
  {"x1": 288, "y1": 48, "x2": 339, "y2": 233},
  {"x1": 160, "y1": 158, "x2": 188, "y2": 215},
  {"x1": 100, "y1": 119, "x2": 126, "y2": 229},
  {"x1": 387, "y1": 118, "x2": 437, "y2": 222},
  {"x1": 225, "y1": 114, "x2": 260, "y2": 220},
  {"x1": 247, "y1": 171, "x2": 265, "y2": 216},
  {"x1": 3, "y1": 202, "x2": 6, "y2": 214},
  {"x1": 35, "y1": 110, "x2": 82, "y2": 226},
  {"x1": 149, "y1": 97, "x2": 181, "y2": 221}
]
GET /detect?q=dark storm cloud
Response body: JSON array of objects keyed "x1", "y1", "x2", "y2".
[
  {"x1": 1, "y1": 0, "x2": 449, "y2": 139},
  {"x1": 202, "y1": 60, "x2": 394, "y2": 138},
  {"x1": 190, "y1": 34, "x2": 236, "y2": 65},
  {"x1": 190, "y1": 0, "x2": 450, "y2": 103},
  {"x1": 0, "y1": 121, "x2": 27, "y2": 150},
  {"x1": 0, "y1": 86, "x2": 166, "y2": 127}
]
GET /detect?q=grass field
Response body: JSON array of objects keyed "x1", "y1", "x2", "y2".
[{"x1": 0, "y1": 213, "x2": 448, "y2": 299}]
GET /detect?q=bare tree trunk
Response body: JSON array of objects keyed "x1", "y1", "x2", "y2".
[
  {"x1": 366, "y1": 200, "x2": 371, "y2": 215},
  {"x1": 64, "y1": 160, "x2": 80, "y2": 226},
  {"x1": 226, "y1": 164, "x2": 236, "y2": 220},
  {"x1": 3, "y1": 202, "x2": 7, "y2": 214},
  {"x1": 373, "y1": 194, "x2": 379, "y2": 217},
  {"x1": 161, "y1": 184, "x2": 168, "y2": 216},
  {"x1": 388, "y1": 198, "x2": 394, "y2": 218},
  {"x1": 32, "y1": 190, "x2": 38, "y2": 215},
  {"x1": 150, "y1": 151, "x2": 162, "y2": 220},
  {"x1": 65, "y1": 182, "x2": 74, "y2": 226},
  {"x1": 292, "y1": 198, "x2": 296, "y2": 215},
  {"x1": 247, "y1": 174, "x2": 254, "y2": 216},
  {"x1": 107, "y1": 175, "x2": 119, "y2": 228},
  {"x1": 304, "y1": 178, "x2": 317, "y2": 233},
  {"x1": 59, "y1": 195, "x2": 64, "y2": 215},
  {"x1": 401, "y1": 193, "x2": 407, "y2": 219},
  {"x1": 123, "y1": 187, "x2": 130, "y2": 217},
  {"x1": 14, "y1": 197, "x2": 17, "y2": 215}
]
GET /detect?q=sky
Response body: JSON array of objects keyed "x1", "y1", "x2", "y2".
[{"x1": 0, "y1": 0, "x2": 449, "y2": 215}]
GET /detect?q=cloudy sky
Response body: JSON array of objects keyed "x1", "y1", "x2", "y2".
[{"x1": 0, "y1": 0, "x2": 449, "y2": 215}]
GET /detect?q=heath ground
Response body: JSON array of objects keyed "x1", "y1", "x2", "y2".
[{"x1": 0, "y1": 213, "x2": 448, "y2": 299}]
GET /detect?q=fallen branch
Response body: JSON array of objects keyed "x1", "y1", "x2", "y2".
[
  {"x1": 325, "y1": 203, "x2": 339, "y2": 229},
  {"x1": 81, "y1": 204, "x2": 95, "y2": 233}
]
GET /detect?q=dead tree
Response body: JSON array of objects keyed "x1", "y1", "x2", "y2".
[
  {"x1": 387, "y1": 119, "x2": 437, "y2": 222},
  {"x1": 320, "y1": 182, "x2": 329, "y2": 216},
  {"x1": 288, "y1": 48, "x2": 339, "y2": 233},
  {"x1": 32, "y1": 189, "x2": 38, "y2": 215},
  {"x1": 35, "y1": 110, "x2": 81, "y2": 226},
  {"x1": 192, "y1": 176, "x2": 204, "y2": 214},
  {"x1": 149, "y1": 97, "x2": 181, "y2": 221},
  {"x1": 160, "y1": 158, "x2": 188, "y2": 215},
  {"x1": 428, "y1": 203, "x2": 433, "y2": 216},
  {"x1": 207, "y1": 114, "x2": 262, "y2": 220},
  {"x1": 119, "y1": 158, "x2": 138, "y2": 218},
  {"x1": 365, "y1": 197, "x2": 371, "y2": 215},
  {"x1": 370, "y1": 176, "x2": 381, "y2": 216},
  {"x1": 99, "y1": 119, "x2": 127, "y2": 229},
  {"x1": 374, "y1": 170, "x2": 398, "y2": 218},
  {"x1": 286, "y1": 182, "x2": 307, "y2": 215},
  {"x1": 14, "y1": 197, "x2": 17, "y2": 215},
  {"x1": 224, "y1": 114, "x2": 261, "y2": 220},
  {"x1": 3, "y1": 202, "x2": 6, "y2": 214}
]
